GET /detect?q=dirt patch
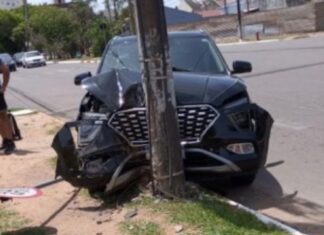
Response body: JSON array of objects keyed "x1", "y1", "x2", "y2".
[{"x1": 0, "y1": 113, "x2": 177, "y2": 235}]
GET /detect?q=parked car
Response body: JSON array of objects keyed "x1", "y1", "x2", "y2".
[
  {"x1": 0, "y1": 53, "x2": 17, "y2": 72},
  {"x1": 22, "y1": 51, "x2": 46, "y2": 68},
  {"x1": 13, "y1": 52, "x2": 24, "y2": 67},
  {"x1": 52, "y1": 31, "x2": 273, "y2": 196}
]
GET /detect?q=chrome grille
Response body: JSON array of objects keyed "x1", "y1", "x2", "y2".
[{"x1": 108, "y1": 105, "x2": 219, "y2": 146}]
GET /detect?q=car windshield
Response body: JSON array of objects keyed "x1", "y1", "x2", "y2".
[
  {"x1": 99, "y1": 35, "x2": 227, "y2": 75},
  {"x1": 26, "y1": 52, "x2": 41, "y2": 57},
  {"x1": 0, "y1": 54, "x2": 12, "y2": 62},
  {"x1": 14, "y1": 52, "x2": 24, "y2": 59}
]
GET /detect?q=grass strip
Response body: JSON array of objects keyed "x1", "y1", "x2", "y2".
[
  {"x1": 130, "y1": 194, "x2": 288, "y2": 235},
  {"x1": 120, "y1": 220, "x2": 165, "y2": 235}
]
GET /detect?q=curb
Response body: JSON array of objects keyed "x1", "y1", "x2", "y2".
[
  {"x1": 47, "y1": 60, "x2": 100, "y2": 64},
  {"x1": 222, "y1": 197, "x2": 306, "y2": 235},
  {"x1": 11, "y1": 109, "x2": 37, "y2": 116},
  {"x1": 218, "y1": 39, "x2": 280, "y2": 47}
]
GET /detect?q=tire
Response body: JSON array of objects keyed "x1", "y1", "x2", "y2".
[{"x1": 231, "y1": 173, "x2": 256, "y2": 186}]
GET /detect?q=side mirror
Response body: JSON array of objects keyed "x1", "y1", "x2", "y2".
[
  {"x1": 74, "y1": 72, "x2": 92, "y2": 85},
  {"x1": 232, "y1": 61, "x2": 252, "y2": 74}
]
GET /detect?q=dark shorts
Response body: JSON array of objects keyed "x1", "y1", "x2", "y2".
[{"x1": 0, "y1": 92, "x2": 7, "y2": 112}]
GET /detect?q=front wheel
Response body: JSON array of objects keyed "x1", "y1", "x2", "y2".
[{"x1": 231, "y1": 173, "x2": 257, "y2": 186}]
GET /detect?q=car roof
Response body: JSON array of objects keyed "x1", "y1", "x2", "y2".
[
  {"x1": 25, "y1": 50, "x2": 40, "y2": 54},
  {"x1": 112, "y1": 30, "x2": 209, "y2": 42}
]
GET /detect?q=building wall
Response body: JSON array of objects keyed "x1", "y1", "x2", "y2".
[
  {"x1": 54, "y1": 0, "x2": 66, "y2": 4},
  {"x1": 168, "y1": 3, "x2": 316, "y2": 41},
  {"x1": 0, "y1": 0, "x2": 23, "y2": 10},
  {"x1": 315, "y1": 0, "x2": 324, "y2": 31},
  {"x1": 178, "y1": 0, "x2": 193, "y2": 12}
]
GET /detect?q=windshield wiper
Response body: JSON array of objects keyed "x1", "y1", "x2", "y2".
[{"x1": 172, "y1": 66, "x2": 192, "y2": 72}]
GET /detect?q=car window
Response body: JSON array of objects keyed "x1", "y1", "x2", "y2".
[
  {"x1": 99, "y1": 35, "x2": 227, "y2": 75},
  {"x1": 14, "y1": 53, "x2": 24, "y2": 59},
  {"x1": 103, "y1": 40, "x2": 139, "y2": 72},
  {"x1": 0, "y1": 54, "x2": 12, "y2": 62},
  {"x1": 26, "y1": 52, "x2": 41, "y2": 57}
]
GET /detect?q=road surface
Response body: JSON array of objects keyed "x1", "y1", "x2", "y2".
[{"x1": 7, "y1": 35, "x2": 324, "y2": 234}]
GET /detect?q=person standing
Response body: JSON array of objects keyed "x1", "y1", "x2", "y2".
[{"x1": 0, "y1": 58, "x2": 16, "y2": 154}]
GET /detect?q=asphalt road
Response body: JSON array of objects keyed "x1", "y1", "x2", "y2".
[
  {"x1": 219, "y1": 35, "x2": 324, "y2": 234},
  {"x1": 6, "y1": 35, "x2": 324, "y2": 234}
]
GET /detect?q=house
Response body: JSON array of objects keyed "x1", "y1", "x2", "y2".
[
  {"x1": 177, "y1": 0, "x2": 221, "y2": 13},
  {"x1": 197, "y1": 9, "x2": 224, "y2": 18},
  {"x1": 0, "y1": 0, "x2": 23, "y2": 10},
  {"x1": 165, "y1": 6, "x2": 203, "y2": 25},
  {"x1": 54, "y1": 0, "x2": 66, "y2": 4}
]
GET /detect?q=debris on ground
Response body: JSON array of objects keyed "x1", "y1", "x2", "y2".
[{"x1": 124, "y1": 208, "x2": 138, "y2": 221}]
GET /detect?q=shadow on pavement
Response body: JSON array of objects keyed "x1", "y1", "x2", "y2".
[
  {"x1": 208, "y1": 169, "x2": 324, "y2": 235},
  {"x1": 242, "y1": 61, "x2": 324, "y2": 79},
  {"x1": 2, "y1": 226, "x2": 57, "y2": 235},
  {"x1": 40, "y1": 189, "x2": 80, "y2": 227},
  {"x1": 13, "y1": 149, "x2": 38, "y2": 156}
]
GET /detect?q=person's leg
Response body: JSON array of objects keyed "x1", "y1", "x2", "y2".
[
  {"x1": 0, "y1": 93, "x2": 15, "y2": 154},
  {"x1": 0, "y1": 111, "x2": 13, "y2": 140}
]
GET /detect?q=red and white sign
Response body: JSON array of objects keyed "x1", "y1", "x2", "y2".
[{"x1": 0, "y1": 188, "x2": 42, "y2": 199}]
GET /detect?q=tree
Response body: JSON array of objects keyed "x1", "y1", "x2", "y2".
[
  {"x1": 29, "y1": 6, "x2": 75, "y2": 58},
  {"x1": 69, "y1": 0, "x2": 97, "y2": 56},
  {"x1": 88, "y1": 17, "x2": 112, "y2": 57},
  {"x1": 0, "y1": 10, "x2": 23, "y2": 53}
]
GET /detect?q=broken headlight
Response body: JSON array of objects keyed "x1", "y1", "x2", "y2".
[{"x1": 229, "y1": 111, "x2": 251, "y2": 130}]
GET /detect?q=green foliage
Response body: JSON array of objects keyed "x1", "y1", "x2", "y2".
[
  {"x1": 29, "y1": 6, "x2": 76, "y2": 58},
  {"x1": 0, "y1": 1, "x2": 130, "y2": 58},
  {"x1": 131, "y1": 195, "x2": 288, "y2": 235},
  {"x1": 0, "y1": 10, "x2": 23, "y2": 53},
  {"x1": 0, "y1": 207, "x2": 26, "y2": 233},
  {"x1": 120, "y1": 220, "x2": 165, "y2": 235},
  {"x1": 88, "y1": 18, "x2": 112, "y2": 56}
]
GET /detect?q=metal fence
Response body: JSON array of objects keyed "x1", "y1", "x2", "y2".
[{"x1": 168, "y1": 0, "x2": 318, "y2": 43}]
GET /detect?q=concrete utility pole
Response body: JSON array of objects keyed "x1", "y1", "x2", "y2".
[
  {"x1": 105, "y1": 0, "x2": 113, "y2": 21},
  {"x1": 127, "y1": 0, "x2": 135, "y2": 34},
  {"x1": 224, "y1": 0, "x2": 228, "y2": 15},
  {"x1": 133, "y1": 0, "x2": 185, "y2": 197},
  {"x1": 112, "y1": 0, "x2": 119, "y2": 19},
  {"x1": 246, "y1": 0, "x2": 250, "y2": 12},
  {"x1": 23, "y1": 0, "x2": 29, "y2": 51},
  {"x1": 236, "y1": 0, "x2": 243, "y2": 40}
]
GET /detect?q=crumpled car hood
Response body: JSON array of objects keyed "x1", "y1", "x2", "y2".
[{"x1": 81, "y1": 69, "x2": 246, "y2": 111}]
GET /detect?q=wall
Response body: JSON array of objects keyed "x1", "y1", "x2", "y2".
[
  {"x1": 315, "y1": 0, "x2": 324, "y2": 31},
  {"x1": 168, "y1": 3, "x2": 316, "y2": 41}
]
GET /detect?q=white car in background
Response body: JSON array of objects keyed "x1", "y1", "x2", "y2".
[{"x1": 22, "y1": 51, "x2": 46, "y2": 68}]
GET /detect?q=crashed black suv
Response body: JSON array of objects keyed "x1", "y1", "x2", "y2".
[{"x1": 52, "y1": 31, "x2": 273, "y2": 195}]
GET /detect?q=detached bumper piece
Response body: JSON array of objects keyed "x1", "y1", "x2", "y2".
[{"x1": 52, "y1": 118, "x2": 147, "y2": 194}]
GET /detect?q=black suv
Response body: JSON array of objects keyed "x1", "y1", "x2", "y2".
[{"x1": 52, "y1": 31, "x2": 273, "y2": 195}]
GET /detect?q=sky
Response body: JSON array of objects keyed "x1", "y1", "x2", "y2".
[{"x1": 28, "y1": 0, "x2": 180, "y2": 11}]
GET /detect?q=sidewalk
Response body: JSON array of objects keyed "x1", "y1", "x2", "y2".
[{"x1": 47, "y1": 59, "x2": 101, "y2": 65}]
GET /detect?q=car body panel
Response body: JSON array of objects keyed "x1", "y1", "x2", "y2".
[
  {"x1": 22, "y1": 51, "x2": 46, "y2": 68},
  {"x1": 52, "y1": 31, "x2": 273, "y2": 193},
  {"x1": 0, "y1": 53, "x2": 16, "y2": 72}
]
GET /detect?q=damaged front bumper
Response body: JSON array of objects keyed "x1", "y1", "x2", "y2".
[{"x1": 52, "y1": 103, "x2": 273, "y2": 193}]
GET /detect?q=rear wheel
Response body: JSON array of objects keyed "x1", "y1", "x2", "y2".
[{"x1": 231, "y1": 173, "x2": 256, "y2": 186}]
